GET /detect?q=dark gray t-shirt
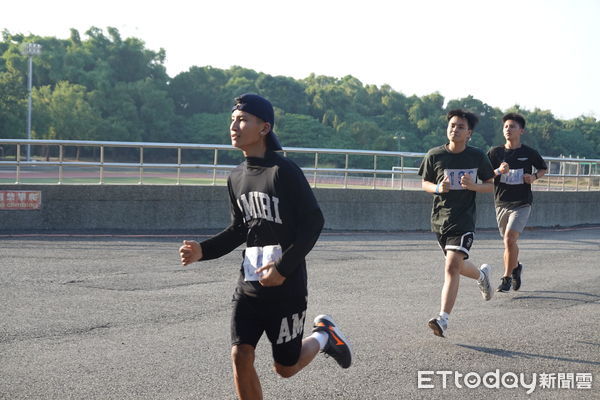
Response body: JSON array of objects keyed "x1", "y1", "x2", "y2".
[{"x1": 487, "y1": 144, "x2": 547, "y2": 208}]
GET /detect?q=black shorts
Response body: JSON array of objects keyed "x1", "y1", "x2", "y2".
[
  {"x1": 436, "y1": 232, "x2": 474, "y2": 260},
  {"x1": 231, "y1": 293, "x2": 307, "y2": 366}
]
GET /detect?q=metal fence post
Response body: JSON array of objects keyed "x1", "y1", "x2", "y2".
[
  {"x1": 373, "y1": 155, "x2": 377, "y2": 189},
  {"x1": 177, "y1": 147, "x2": 182, "y2": 185},
  {"x1": 546, "y1": 161, "x2": 551, "y2": 191},
  {"x1": 344, "y1": 153, "x2": 349, "y2": 189},
  {"x1": 313, "y1": 152, "x2": 319, "y2": 188},
  {"x1": 15, "y1": 144, "x2": 21, "y2": 183},
  {"x1": 212, "y1": 148, "x2": 218, "y2": 185},
  {"x1": 576, "y1": 161, "x2": 580, "y2": 192},
  {"x1": 139, "y1": 146, "x2": 144, "y2": 185},
  {"x1": 400, "y1": 156, "x2": 405, "y2": 190},
  {"x1": 99, "y1": 145, "x2": 105, "y2": 184},
  {"x1": 58, "y1": 145, "x2": 64, "y2": 184}
]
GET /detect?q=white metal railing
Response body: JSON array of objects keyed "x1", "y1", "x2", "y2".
[{"x1": 0, "y1": 139, "x2": 599, "y2": 191}]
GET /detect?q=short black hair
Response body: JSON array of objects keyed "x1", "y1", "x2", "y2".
[
  {"x1": 502, "y1": 113, "x2": 526, "y2": 129},
  {"x1": 447, "y1": 109, "x2": 479, "y2": 130}
]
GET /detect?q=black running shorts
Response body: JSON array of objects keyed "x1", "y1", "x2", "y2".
[
  {"x1": 231, "y1": 293, "x2": 307, "y2": 366},
  {"x1": 436, "y1": 232, "x2": 474, "y2": 259}
]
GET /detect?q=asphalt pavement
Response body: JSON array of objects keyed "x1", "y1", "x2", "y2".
[{"x1": 1, "y1": 227, "x2": 599, "y2": 399}]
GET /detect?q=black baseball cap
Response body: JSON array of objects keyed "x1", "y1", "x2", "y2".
[{"x1": 232, "y1": 93, "x2": 283, "y2": 151}]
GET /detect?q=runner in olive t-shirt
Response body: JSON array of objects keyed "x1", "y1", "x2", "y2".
[{"x1": 418, "y1": 109, "x2": 495, "y2": 338}]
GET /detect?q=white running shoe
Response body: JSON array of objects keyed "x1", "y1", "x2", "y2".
[
  {"x1": 477, "y1": 264, "x2": 493, "y2": 301},
  {"x1": 428, "y1": 316, "x2": 448, "y2": 338}
]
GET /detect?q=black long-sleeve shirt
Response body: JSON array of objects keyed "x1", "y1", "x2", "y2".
[{"x1": 200, "y1": 150, "x2": 324, "y2": 299}]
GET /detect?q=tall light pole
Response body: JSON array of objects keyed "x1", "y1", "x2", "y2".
[
  {"x1": 21, "y1": 43, "x2": 42, "y2": 162},
  {"x1": 393, "y1": 132, "x2": 406, "y2": 152}
]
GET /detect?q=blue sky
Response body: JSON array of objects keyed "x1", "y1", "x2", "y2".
[{"x1": 4, "y1": 0, "x2": 600, "y2": 119}]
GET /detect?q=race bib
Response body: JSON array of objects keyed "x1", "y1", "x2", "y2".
[
  {"x1": 500, "y1": 168, "x2": 524, "y2": 185},
  {"x1": 443, "y1": 168, "x2": 478, "y2": 190},
  {"x1": 242, "y1": 245, "x2": 282, "y2": 281}
]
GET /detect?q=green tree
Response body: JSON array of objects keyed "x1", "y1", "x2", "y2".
[
  {"x1": 0, "y1": 70, "x2": 26, "y2": 138},
  {"x1": 303, "y1": 74, "x2": 352, "y2": 123},
  {"x1": 126, "y1": 80, "x2": 177, "y2": 143},
  {"x1": 32, "y1": 81, "x2": 99, "y2": 141},
  {"x1": 408, "y1": 93, "x2": 445, "y2": 134},
  {"x1": 276, "y1": 113, "x2": 337, "y2": 148},
  {"x1": 31, "y1": 81, "x2": 100, "y2": 159},
  {"x1": 256, "y1": 74, "x2": 309, "y2": 115},
  {"x1": 550, "y1": 127, "x2": 595, "y2": 158},
  {"x1": 169, "y1": 66, "x2": 229, "y2": 115},
  {"x1": 336, "y1": 120, "x2": 385, "y2": 150},
  {"x1": 566, "y1": 116, "x2": 600, "y2": 156},
  {"x1": 181, "y1": 112, "x2": 229, "y2": 144},
  {"x1": 523, "y1": 109, "x2": 561, "y2": 155},
  {"x1": 222, "y1": 76, "x2": 257, "y2": 104}
]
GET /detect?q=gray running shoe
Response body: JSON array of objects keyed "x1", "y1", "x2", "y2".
[
  {"x1": 428, "y1": 316, "x2": 448, "y2": 338},
  {"x1": 477, "y1": 264, "x2": 493, "y2": 301},
  {"x1": 512, "y1": 263, "x2": 523, "y2": 291}
]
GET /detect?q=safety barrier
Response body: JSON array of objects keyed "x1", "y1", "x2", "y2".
[{"x1": 1, "y1": 139, "x2": 599, "y2": 191}]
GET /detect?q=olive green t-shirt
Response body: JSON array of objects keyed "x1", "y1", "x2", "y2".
[{"x1": 418, "y1": 144, "x2": 495, "y2": 235}]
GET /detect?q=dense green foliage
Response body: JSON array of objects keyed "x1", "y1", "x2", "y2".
[{"x1": 2, "y1": 27, "x2": 599, "y2": 160}]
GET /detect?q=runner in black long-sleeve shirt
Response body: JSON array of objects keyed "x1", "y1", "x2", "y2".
[{"x1": 179, "y1": 94, "x2": 351, "y2": 400}]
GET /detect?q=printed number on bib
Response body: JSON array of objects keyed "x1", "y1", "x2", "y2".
[
  {"x1": 443, "y1": 168, "x2": 478, "y2": 190},
  {"x1": 243, "y1": 245, "x2": 282, "y2": 281},
  {"x1": 500, "y1": 168, "x2": 524, "y2": 185}
]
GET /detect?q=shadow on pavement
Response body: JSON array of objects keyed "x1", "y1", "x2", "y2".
[{"x1": 456, "y1": 344, "x2": 600, "y2": 366}]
